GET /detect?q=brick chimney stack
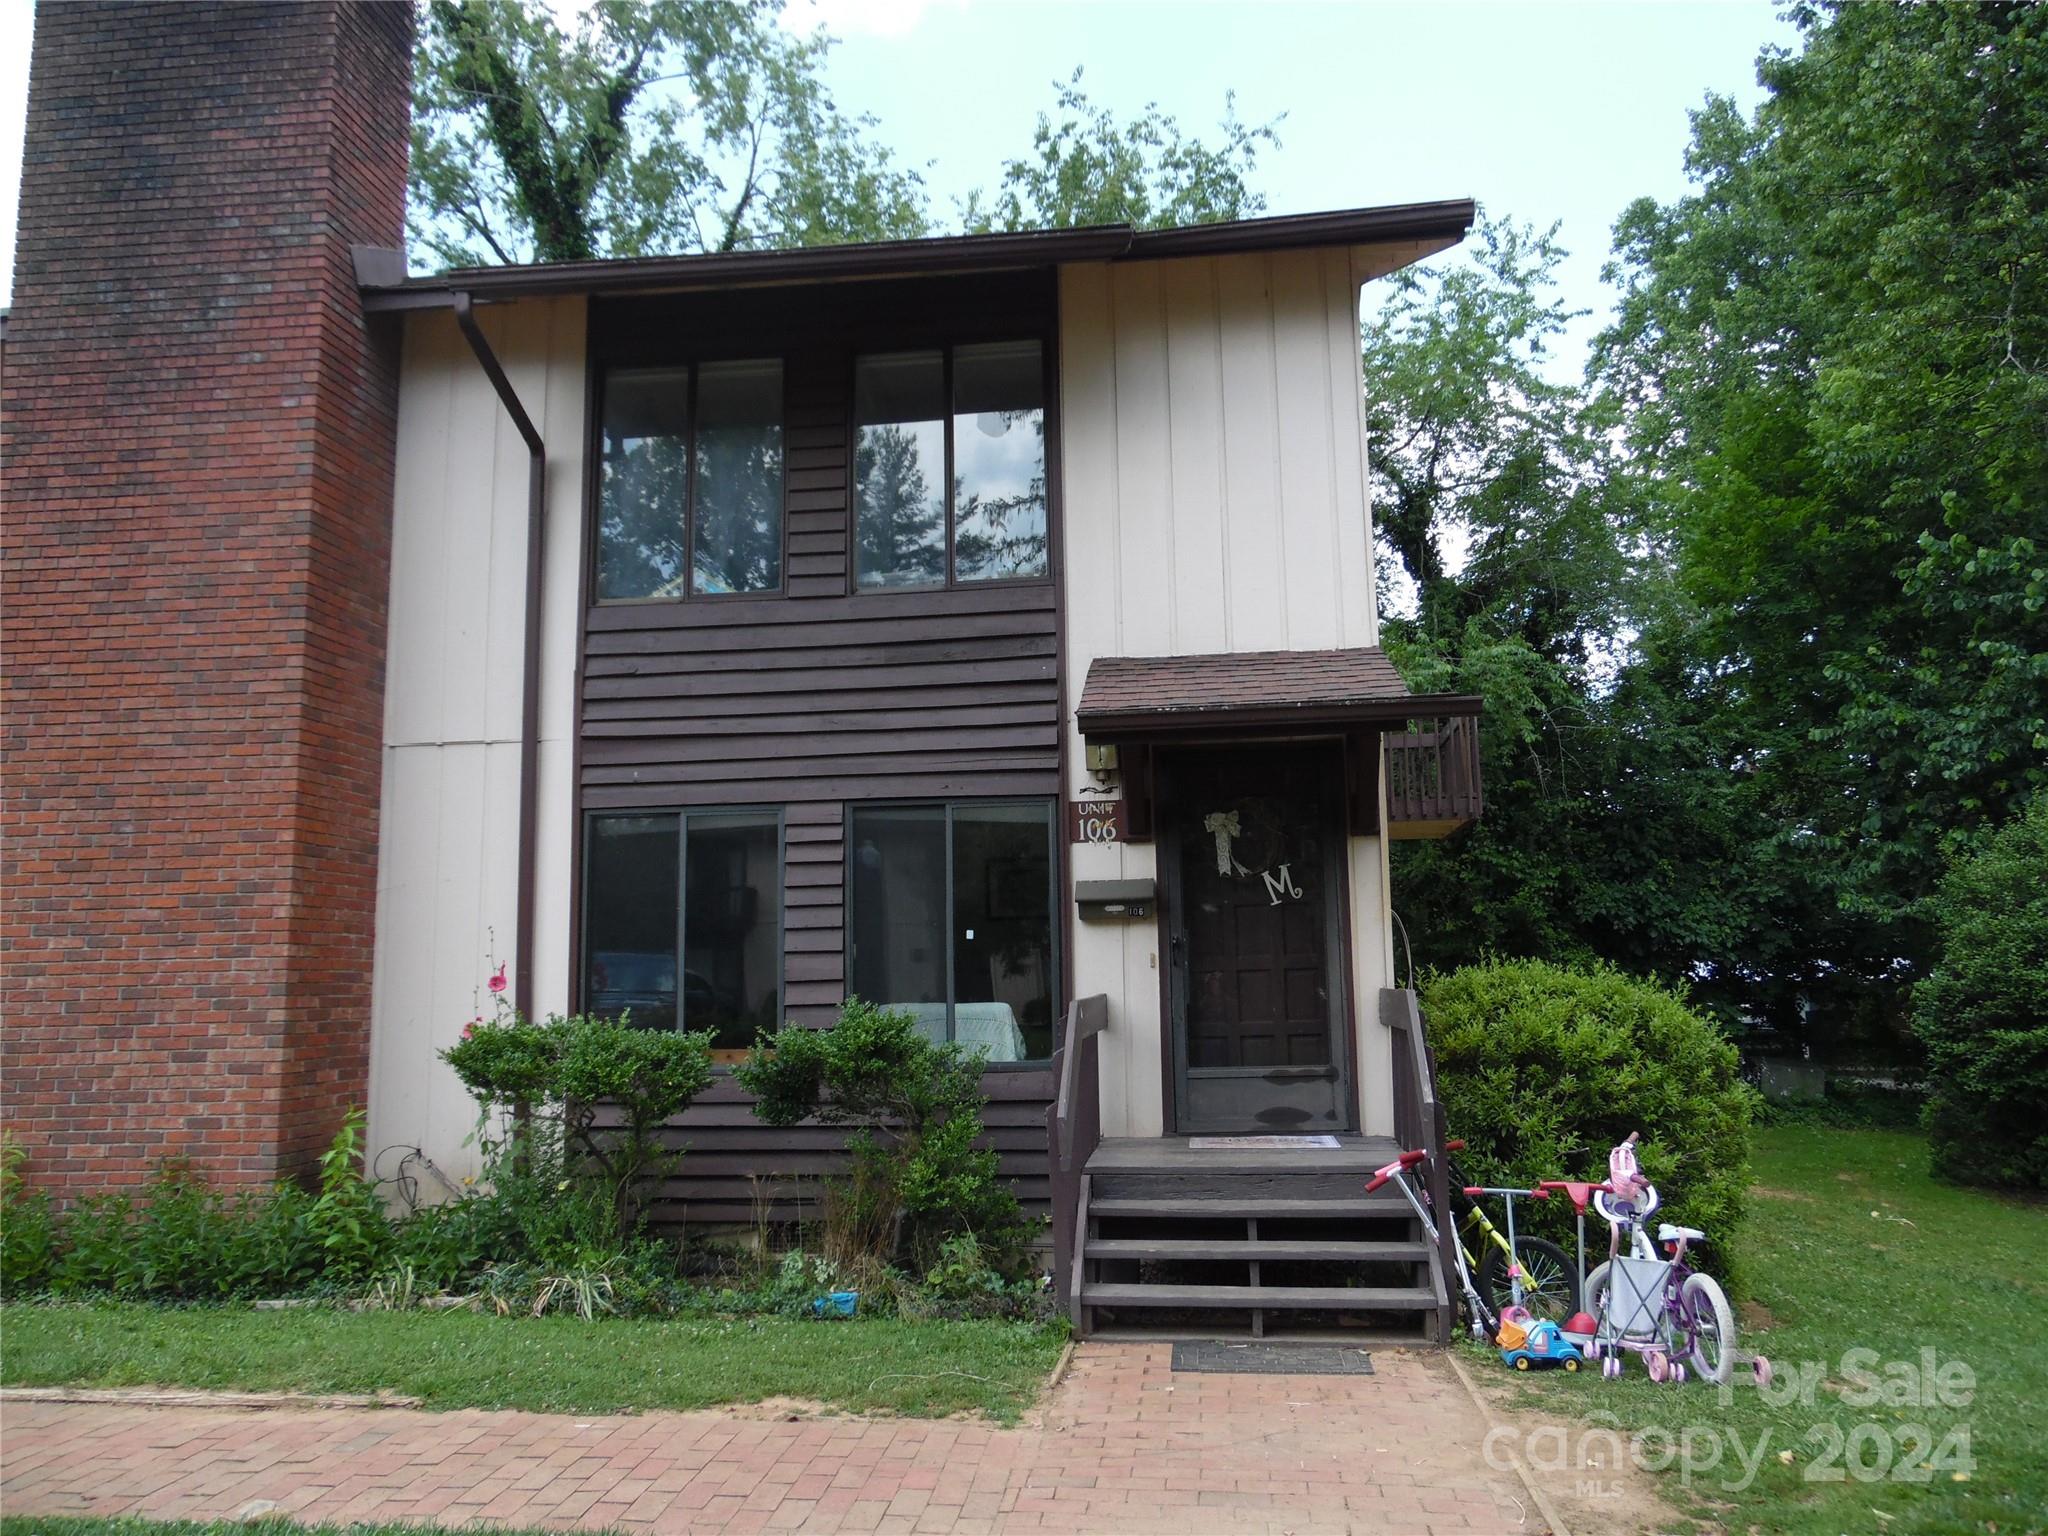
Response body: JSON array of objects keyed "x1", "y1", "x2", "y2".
[{"x1": 2, "y1": 2, "x2": 415, "y2": 1190}]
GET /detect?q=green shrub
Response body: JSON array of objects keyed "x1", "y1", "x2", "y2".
[
  {"x1": 556, "y1": 1014, "x2": 715, "y2": 1225},
  {"x1": 0, "y1": 1143, "x2": 58, "y2": 1295},
  {"x1": 1423, "y1": 958, "x2": 1756, "y2": 1273},
  {"x1": 914, "y1": 1233, "x2": 1041, "y2": 1320},
  {"x1": 223, "y1": 1180, "x2": 324, "y2": 1295},
  {"x1": 51, "y1": 1193, "x2": 139, "y2": 1294},
  {"x1": 443, "y1": 1011, "x2": 565, "y2": 1113},
  {"x1": 440, "y1": 1009, "x2": 714, "y2": 1239},
  {"x1": 128, "y1": 1165, "x2": 236, "y2": 1298},
  {"x1": 10, "y1": 1117, "x2": 383, "y2": 1301},
  {"x1": 1755, "y1": 1081, "x2": 1927, "y2": 1131},
  {"x1": 308, "y1": 1109, "x2": 392, "y2": 1283},
  {"x1": 1915, "y1": 796, "x2": 2048, "y2": 1188},
  {"x1": 738, "y1": 999, "x2": 1027, "y2": 1271}
]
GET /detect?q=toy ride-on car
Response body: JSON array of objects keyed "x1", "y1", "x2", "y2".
[{"x1": 1498, "y1": 1315, "x2": 1585, "y2": 1372}]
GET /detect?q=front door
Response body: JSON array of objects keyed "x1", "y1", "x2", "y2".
[{"x1": 1160, "y1": 745, "x2": 1354, "y2": 1134}]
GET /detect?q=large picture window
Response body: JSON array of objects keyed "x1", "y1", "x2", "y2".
[
  {"x1": 596, "y1": 361, "x2": 784, "y2": 602},
  {"x1": 854, "y1": 341, "x2": 1047, "y2": 590},
  {"x1": 847, "y1": 800, "x2": 1056, "y2": 1062},
  {"x1": 583, "y1": 810, "x2": 782, "y2": 1052}
]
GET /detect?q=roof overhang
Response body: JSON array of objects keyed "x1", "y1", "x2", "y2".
[
  {"x1": 1075, "y1": 648, "x2": 1480, "y2": 745},
  {"x1": 356, "y1": 199, "x2": 1476, "y2": 313}
]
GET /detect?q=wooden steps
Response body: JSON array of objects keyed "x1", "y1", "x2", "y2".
[
  {"x1": 1084, "y1": 1282, "x2": 1440, "y2": 1311},
  {"x1": 1072, "y1": 1137, "x2": 1445, "y2": 1340},
  {"x1": 1086, "y1": 1238, "x2": 1428, "y2": 1262},
  {"x1": 1088, "y1": 1196, "x2": 1408, "y2": 1220}
]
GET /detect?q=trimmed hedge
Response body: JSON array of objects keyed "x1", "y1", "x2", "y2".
[
  {"x1": 1915, "y1": 795, "x2": 2048, "y2": 1189},
  {"x1": 1422, "y1": 958, "x2": 1757, "y2": 1274}
]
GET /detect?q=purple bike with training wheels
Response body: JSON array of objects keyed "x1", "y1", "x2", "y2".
[{"x1": 1582, "y1": 1132, "x2": 1772, "y2": 1387}]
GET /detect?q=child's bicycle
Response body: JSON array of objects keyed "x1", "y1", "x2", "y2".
[
  {"x1": 1453, "y1": 1170, "x2": 1580, "y2": 1325},
  {"x1": 1367, "y1": 1144, "x2": 1580, "y2": 1340},
  {"x1": 1582, "y1": 1134, "x2": 1771, "y2": 1388}
]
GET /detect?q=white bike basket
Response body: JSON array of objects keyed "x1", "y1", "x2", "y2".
[{"x1": 1605, "y1": 1255, "x2": 1670, "y2": 1341}]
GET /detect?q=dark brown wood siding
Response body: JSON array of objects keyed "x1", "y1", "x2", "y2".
[
  {"x1": 578, "y1": 274, "x2": 1063, "y2": 1228},
  {"x1": 641, "y1": 1071, "x2": 1056, "y2": 1237},
  {"x1": 581, "y1": 275, "x2": 1062, "y2": 1028}
]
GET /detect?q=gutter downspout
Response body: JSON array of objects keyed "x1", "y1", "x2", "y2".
[{"x1": 452, "y1": 292, "x2": 546, "y2": 1022}]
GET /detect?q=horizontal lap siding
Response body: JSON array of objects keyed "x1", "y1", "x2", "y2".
[
  {"x1": 580, "y1": 278, "x2": 1062, "y2": 1226},
  {"x1": 623, "y1": 1072, "x2": 1056, "y2": 1239},
  {"x1": 580, "y1": 350, "x2": 1062, "y2": 1024}
]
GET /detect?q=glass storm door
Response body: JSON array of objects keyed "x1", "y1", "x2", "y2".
[{"x1": 1160, "y1": 746, "x2": 1353, "y2": 1134}]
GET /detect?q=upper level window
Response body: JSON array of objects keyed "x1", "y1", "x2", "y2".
[
  {"x1": 854, "y1": 341, "x2": 1047, "y2": 590},
  {"x1": 597, "y1": 361, "x2": 784, "y2": 602},
  {"x1": 597, "y1": 368, "x2": 689, "y2": 600}
]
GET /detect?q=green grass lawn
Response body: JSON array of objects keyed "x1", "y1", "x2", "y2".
[
  {"x1": 1498, "y1": 1124, "x2": 2047, "y2": 1536},
  {"x1": 0, "y1": 1306, "x2": 1064, "y2": 1423}
]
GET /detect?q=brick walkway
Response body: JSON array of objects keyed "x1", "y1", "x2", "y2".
[{"x1": 0, "y1": 1343, "x2": 1547, "y2": 1534}]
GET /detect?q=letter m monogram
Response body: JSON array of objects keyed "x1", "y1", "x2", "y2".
[{"x1": 1261, "y1": 864, "x2": 1302, "y2": 906}]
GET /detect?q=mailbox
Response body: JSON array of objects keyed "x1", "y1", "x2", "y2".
[{"x1": 1075, "y1": 878, "x2": 1155, "y2": 922}]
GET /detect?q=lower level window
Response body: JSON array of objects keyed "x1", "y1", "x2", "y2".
[
  {"x1": 583, "y1": 810, "x2": 782, "y2": 1051},
  {"x1": 847, "y1": 801, "x2": 1056, "y2": 1062}
]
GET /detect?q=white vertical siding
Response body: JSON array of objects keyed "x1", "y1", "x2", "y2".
[
  {"x1": 367, "y1": 297, "x2": 587, "y2": 1186},
  {"x1": 1059, "y1": 249, "x2": 1395, "y2": 1137}
]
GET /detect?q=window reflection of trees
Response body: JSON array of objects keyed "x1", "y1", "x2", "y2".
[
  {"x1": 599, "y1": 431, "x2": 689, "y2": 599},
  {"x1": 692, "y1": 422, "x2": 783, "y2": 594},
  {"x1": 855, "y1": 421, "x2": 946, "y2": 587},
  {"x1": 954, "y1": 407, "x2": 1048, "y2": 581}
]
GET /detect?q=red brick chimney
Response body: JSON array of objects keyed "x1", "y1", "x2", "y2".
[{"x1": 2, "y1": 2, "x2": 414, "y2": 1190}]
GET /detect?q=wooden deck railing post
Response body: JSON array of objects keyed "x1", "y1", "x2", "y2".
[
  {"x1": 1047, "y1": 995, "x2": 1109, "y2": 1325},
  {"x1": 1382, "y1": 986, "x2": 1456, "y2": 1343}
]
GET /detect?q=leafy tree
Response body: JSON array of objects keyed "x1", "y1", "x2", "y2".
[
  {"x1": 1915, "y1": 795, "x2": 2048, "y2": 1189},
  {"x1": 412, "y1": 13, "x2": 1277, "y2": 268},
  {"x1": 410, "y1": 0, "x2": 929, "y2": 266},
  {"x1": 963, "y1": 71, "x2": 1280, "y2": 233},
  {"x1": 1366, "y1": 215, "x2": 1761, "y2": 1012},
  {"x1": 1594, "y1": 0, "x2": 2048, "y2": 1038},
  {"x1": 1368, "y1": 215, "x2": 1628, "y2": 653}
]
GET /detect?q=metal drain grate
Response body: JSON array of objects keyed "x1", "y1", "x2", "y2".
[{"x1": 1170, "y1": 1341, "x2": 1375, "y2": 1375}]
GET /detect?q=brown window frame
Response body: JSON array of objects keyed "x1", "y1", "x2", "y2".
[
  {"x1": 842, "y1": 796, "x2": 1062, "y2": 1068},
  {"x1": 849, "y1": 339, "x2": 1053, "y2": 596},
  {"x1": 591, "y1": 357, "x2": 788, "y2": 606},
  {"x1": 577, "y1": 804, "x2": 789, "y2": 1055}
]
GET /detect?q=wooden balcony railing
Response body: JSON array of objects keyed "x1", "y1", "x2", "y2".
[{"x1": 1385, "y1": 713, "x2": 1483, "y2": 839}]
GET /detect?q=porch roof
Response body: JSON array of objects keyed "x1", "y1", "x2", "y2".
[{"x1": 1075, "y1": 647, "x2": 1479, "y2": 742}]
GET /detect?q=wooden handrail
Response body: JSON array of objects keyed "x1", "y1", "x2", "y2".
[
  {"x1": 1047, "y1": 994, "x2": 1109, "y2": 1327},
  {"x1": 1382, "y1": 986, "x2": 1456, "y2": 1344},
  {"x1": 1052, "y1": 994, "x2": 1109, "y2": 1172}
]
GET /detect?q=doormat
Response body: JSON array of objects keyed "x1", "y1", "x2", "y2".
[
  {"x1": 1186, "y1": 1134, "x2": 1342, "y2": 1149},
  {"x1": 1171, "y1": 1341, "x2": 1374, "y2": 1375}
]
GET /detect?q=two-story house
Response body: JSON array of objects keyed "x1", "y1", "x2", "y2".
[
  {"x1": 3, "y1": 2, "x2": 1480, "y2": 1340},
  {"x1": 355, "y1": 207, "x2": 1483, "y2": 1338}
]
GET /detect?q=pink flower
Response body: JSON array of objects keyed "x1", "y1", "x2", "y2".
[{"x1": 488, "y1": 963, "x2": 508, "y2": 995}]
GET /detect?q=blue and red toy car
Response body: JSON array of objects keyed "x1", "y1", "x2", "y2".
[{"x1": 1499, "y1": 1316, "x2": 1585, "y2": 1372}]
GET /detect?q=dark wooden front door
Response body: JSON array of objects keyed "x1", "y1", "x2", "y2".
[{"x1": 1160, "y1": 746, "x2": 1353, "y2": 1134}]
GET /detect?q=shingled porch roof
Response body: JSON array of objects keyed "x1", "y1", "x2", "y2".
[{"x1": 1074, "y1": 647, "x2": 1479, "y2": 740}]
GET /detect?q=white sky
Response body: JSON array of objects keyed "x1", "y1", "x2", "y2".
[{"x1": 0, "y1": 0, "x2": 1796, "y2": 377}]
